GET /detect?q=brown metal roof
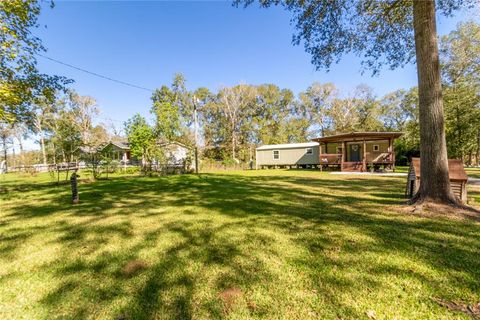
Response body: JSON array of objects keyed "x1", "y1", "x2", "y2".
[
  {"x1": 410, "y1": 158, "x2": 468, "y2": 182},
  {"x1": 312, "y1": 132, "x2": 403, "y2": 143}
]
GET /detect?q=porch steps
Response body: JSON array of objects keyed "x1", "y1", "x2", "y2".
[{"x1": 341, "y1": 162, "x2": 364, "y2": 172}]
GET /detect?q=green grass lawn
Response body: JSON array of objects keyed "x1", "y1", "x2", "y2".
[
  {"x1": 466, "y1": 167, "x2": 480, "y2": 179},
  {"x1": 1, "y1": 170, "x2": 479, "y2": 319}
]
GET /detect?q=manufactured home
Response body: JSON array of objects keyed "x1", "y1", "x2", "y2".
[
  {"x1": 256, "y1": 132, "x2": 403, "y2": 171},
  {"x1": 255, "y1": 142, "x2": 320, "y2": 168},
  {"x1": 312, "y1": 132, "x2": 403, "y2": 172}
]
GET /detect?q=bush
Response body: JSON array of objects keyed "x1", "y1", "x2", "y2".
[{"x1": 124, "y1": 166, "x2": 140, "y2": 174}]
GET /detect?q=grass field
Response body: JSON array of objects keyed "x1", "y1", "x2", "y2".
[
  {"x1": 1, "y1": 170, "x2": 479, "y2": 319},
  {"x1": 466, "y1": 167, "x2": 480, "y2": 179}
]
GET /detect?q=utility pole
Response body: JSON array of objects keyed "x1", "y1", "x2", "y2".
[{"x1": 193, "y1": 95, "x2": 199, "y2": 174}]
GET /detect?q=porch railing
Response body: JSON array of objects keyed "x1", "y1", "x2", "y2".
[{"x1": 320, "y1": 153, "x2": 342, "y2": 165}]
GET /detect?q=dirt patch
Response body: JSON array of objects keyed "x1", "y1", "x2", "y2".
[
  {"x1": 247, "y1": 299, "x2": 257, "y2": 312},
  {"x1": 219, "y1": 287, "x2": 243, "y2": 314},
  {"x1": 121, "y1": 259, "x2": 148, "y2": 277},
  {"x1": 432, "y1": 297, "x2": 480, "y2": 319},
  {"x1": 398, "y1": 203, "x2": 480, "y2": 223},
  {"x1": 79, "y1": 178, "x2": 96, "y2": 184}
]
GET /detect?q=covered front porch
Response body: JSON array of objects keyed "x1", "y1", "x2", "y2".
[{"x1": 312, "y1": 132, "x2": 403, "y2": 172}]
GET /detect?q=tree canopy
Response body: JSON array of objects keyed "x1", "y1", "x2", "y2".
[
  {"x1": 236, "y1": 0, "x2": 475, "y2": 73},
  {"x1": 0, "y1": 0, "x2": 70, "y2": 124}
]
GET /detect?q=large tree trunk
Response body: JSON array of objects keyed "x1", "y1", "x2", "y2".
[{"x1": 411, "y1": 0, "x2": 457, "y2": 204}]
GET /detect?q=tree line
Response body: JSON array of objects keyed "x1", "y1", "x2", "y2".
[
  {"x1": 124, "y1": 21, "x2": 479, "y2": 167},
  {"x1": 1, "y1": 21, "x2": 479, "y2": 170}
]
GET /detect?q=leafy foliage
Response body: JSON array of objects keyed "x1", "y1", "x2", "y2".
[
  {"x1": 124, "y1": 113, "x2": 161, "y2": 171},
  {"x1": 0, "y1": 0, "x2": 71, "y2": 123},
  {"x1": 441, "y1": 21, "x2": 480, "y2": 162},
  {"x1": 235, "y1": 0, "x2": 476, "y2": 74}
]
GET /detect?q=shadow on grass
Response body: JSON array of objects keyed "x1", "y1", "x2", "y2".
[{"x1": 1, "y1": 172, "x2": 479, "y2": 319}]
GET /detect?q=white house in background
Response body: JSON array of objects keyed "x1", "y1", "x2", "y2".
[
  {"x1": 101, "y1": 141, "x2": 131, "y2": 164},
  {"x1": 255, "y1": 142, "x2": 320, "y2": 169},
  {"x1": 101, "y1": 140, "x2": 192, "y2": 167}
]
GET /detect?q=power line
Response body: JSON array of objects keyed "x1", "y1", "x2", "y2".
[{"x1": 36, "y1": 53, "x2": 154, "y2": 93}]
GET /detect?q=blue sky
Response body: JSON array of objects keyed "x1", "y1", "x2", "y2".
[{"x1": 31, "y1": 1, "x2": 476, "y2": 145}]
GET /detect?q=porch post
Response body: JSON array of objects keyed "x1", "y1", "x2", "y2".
[
  {"x1": 341, "y1": 141, "x2": 346, "y2": 171},
  {"x1": 319, "y1": 143, "x2": 323, "y2": 171},
  {"x1": 391, "y1": 138, "x2": 396, "y2": 172},
  {"x1": 362, "y1": 138, "x2": 367, "y2": 172}
]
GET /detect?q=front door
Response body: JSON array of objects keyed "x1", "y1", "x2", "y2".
[{"x1": 349, "y1": 144, "x2": 361, "y2": 162}]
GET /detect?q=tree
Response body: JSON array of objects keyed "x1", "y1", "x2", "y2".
[
  {"x1": 440, "y1": 21, "x2": 480, "y2": 86},
  {"x1": 299, "y1": 83, "x2": 336, "y2": 137},
  {"x1": 440, "y1": 21, "x2": 480, "y2": 164},
  {"x1": 31, "y1": 96, "x2": 58, "y2": 164},
  {"x1": 11, "y1": 122, "x2": 28, "y2": 166},
  {"x1": 67, "y1": 91, "x2": 100, "y2": 148},
  {"x1": 352, "y1": 85, "x2": 384, "y2": 132},
  {"x1": 236, "y1": 0, "x2": 477, "y2": 204},
  {"x1": 324, "y1": 84, "x2": 385, "y2": 134},
  {"x1": 328, "y1": 97, "x2": 359, "y2": 134},
  {"x1": 40, "y1": 91, "x2": 106, "y2": 164},
  {"x1": 380, "y1": 88, "x2": 421, "y2": 165},
  {"x1": 380, "y1": 90, "x2": 412, "y2": 131},
  {"x1": 52, "y1": 107, "x2": 82, "y2": 162},
  {"x1": 217, "y1": 84, "x2": 256, "y2": 162},
  {"x1": 253, "y1": 84, "x2": 298, "y2": 144},
  {"x1": 443, "y1": 84, "x2": 480, "y2": 163},
  {"x1": 0, "y1": 0, "x2": 70, "y2": 124},
  {"x1": 200, "y1": 83, "x2": 308, "y2": 163},
  {"x1": 0, "y1": 122, "x2": 13, "y2": 172},
  {"x1": 124, "y1": 114, "x2": 158, "y2": 172},
  {"x1": 151, "y1": 86, "x2": 182, "y2": 142}
]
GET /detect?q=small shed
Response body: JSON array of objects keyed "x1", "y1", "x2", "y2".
[{"x1": 406, "y1": 158, "x2": 468, "y2": 202}]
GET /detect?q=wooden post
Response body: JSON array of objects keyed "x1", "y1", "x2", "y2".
[
  {"x1": 391, "y1": 138, "x2": 396, "y2": 172},
  {"x1": 389, "y1": 138, "x2": 394, "y2": 171},
  {"x1": 341, "y1": 141, "x2": 346, "y2": 171},
  {"x1": 319, "y1": 143, "x2": 323, "y2": 172},
  {"x1": 70, "y1": 170, "x2": 79, "y2": 204},
  {"x1": 362, "y1": 139, "x2": 367, "y2": 172}
]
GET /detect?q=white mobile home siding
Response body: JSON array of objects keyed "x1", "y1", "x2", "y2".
[{"x1": 256, "y1": 143, "x2": 320, "y2": 167}]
